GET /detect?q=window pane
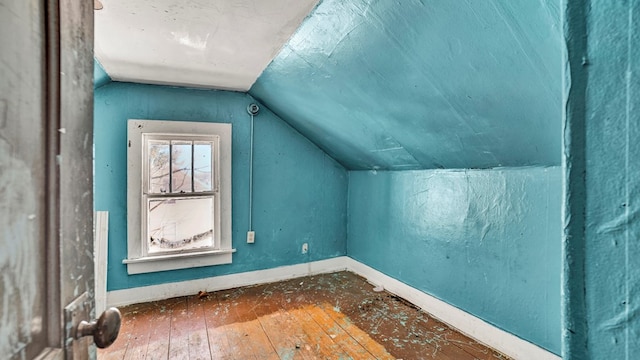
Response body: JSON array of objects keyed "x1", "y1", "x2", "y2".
[
  {"x1": 193, "y1": 141, "x2": 212, "y2": 192},
  {"x1": 148, "y1": 197, "x2": 214, "y2": 254},
  {"x1": 148, "y1": 140, "x2": 170, "y2": 193},
  {"x1": 171, "y1": 141, "x2": 192, "y2": 193}
]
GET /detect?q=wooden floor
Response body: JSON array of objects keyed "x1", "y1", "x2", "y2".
[{"x1": 98, "y1": 271, "x2": 509, "y2": 360}]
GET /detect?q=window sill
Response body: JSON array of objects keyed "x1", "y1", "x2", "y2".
[{"x1": 123, "y1": 249, "x2": 235, "y2": 275}]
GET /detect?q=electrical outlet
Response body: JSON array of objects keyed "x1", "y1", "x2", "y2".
[
  {"x1": 302, "y1": 243, "x2": 308, "y2": 254},
  {"x1": 247, "y1": 231, "x2": 255, "y2": 244}
]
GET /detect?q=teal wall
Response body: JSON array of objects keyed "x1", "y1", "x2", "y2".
[
  {"x1": 563, "y1": 0, "x2": 640, "y2": 359},
  {"x1": 251, "y1": 0, "x2": 562, "y2": 170},
  {"x1": 348, "y1": 167, "x2": 561, "y2": 354},
  {"x1": 94, "y1": 82, "x2": 348, "y2": 291},
  {"x1": 94, "y1": 0, "x2": 567, "y2": 355},
  {"x1": 93, "y1": 59, "x2": 111, "y2": 89},
  {"x1": 248, "y1": 0, "x2": 564, "y2": 354}
]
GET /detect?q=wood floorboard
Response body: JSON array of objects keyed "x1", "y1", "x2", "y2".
[
  {"x1": 122, "y1": 304, "x2": 154, "y2": 360},
  {"x1": 211, "y1": 294, "x2": 254, "y2": 359},
  {"x1": 203, "y1": 300, "x2": 230, "y2": 359},
  {"x1": 254, "y1": 292, "x2": 305, "y2": 360},
  {"x1": 224, "y1": 287, "x2": 273, "y2": 359},
  {"x1": 146, "y1": 300, "x2": 173, "y2": 359},
  {"x1": 169, "y1": 298, "x2": 190, "y2": 360},
  {"x1": 304, "y1": 305, "x2": 374, "y2": 360},
  {"x1": 98, "y1": 271, "x2": 510, "y2": 360},
  {"x1": 318, "y1": 304, "x2": 394, "y2": 360},
  {"x1": 296, "y1": 307, "x2": 350, "y2": 359},
  {"x1": 117, "y1": 302, "x2": 152, "y2": 359},
  {"x1": 187, "y1": 296, "x2": 212, "y2": 360}
]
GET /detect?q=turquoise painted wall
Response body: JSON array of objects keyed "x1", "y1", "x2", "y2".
[
  {"x1": 248, "y1": 0, "x2": 564, "y2": 354},
  {"x1": 251, "y1": 0, "x2": 562, "y2": 170},
  {"x1": 563, "y1": 0, "x2": 640, "y2": 358},
  {"x1": 348, "y1": 167, "x2": 561, "y2": 354},
  {"x1": 94, "y1": 82, "x2": 347, "y2": 291},
  {"x1": 93, "y1": 0, "x2": 567, "y2": 354},
  {"x1": 93, "y1": 59, "x2": 111, "y2": 89}
]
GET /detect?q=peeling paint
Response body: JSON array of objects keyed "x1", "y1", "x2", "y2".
[
  {"x1": 599, "y1": 303, "x2": 640, "y2": 331},
  {"x1": 596, "y1": 207, "x2": 639, "y2": 234},
  {"x1": 0, "y1": 99, "x2": 7, "y2": 129},
  {"x1": 30, "y1": 317, "x2": 42, "y2": 335},
  {"x1": 0, "y1": 139, "x2": 39, "y2": 356}
]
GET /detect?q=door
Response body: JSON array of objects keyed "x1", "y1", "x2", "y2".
[{"x1": 1, "y1": 0, "x2": 116, "y2": 359}]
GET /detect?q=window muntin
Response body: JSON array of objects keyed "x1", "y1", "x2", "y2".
[{"x1": 170, "y1": 140, "x2": 192, "y2": 193}]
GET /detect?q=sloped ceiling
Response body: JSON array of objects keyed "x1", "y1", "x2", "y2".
[
  {"x1": 95, "y1": 0, "x2": 563, "y2": 170},
  {"x1": 94, "y1": 0, "x2": 319, "y2": 91},
  {"x1": 249, "y1": 0, "x2": 563, "y2": 170}
]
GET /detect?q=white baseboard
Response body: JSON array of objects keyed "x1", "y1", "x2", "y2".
[
  {"x1": 107, "y1": 256, "x2": 560, "y2": 360},
  {"x1": 107, "y1": 257, "x2": 349, "y2": 308},
  {"x1": 343, "y1": 258, "x2": 561, "y2": 360}
]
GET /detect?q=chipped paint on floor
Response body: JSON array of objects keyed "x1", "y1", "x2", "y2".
[{"x1": 98, "y1": 271, "x2": 510, "y2": 359}]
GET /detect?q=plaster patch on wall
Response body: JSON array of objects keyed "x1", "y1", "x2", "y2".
[
  {"x1": 599, "y1": 302, "x2": 640, "y2": 331},
  {"x1": 416, "y1": 174, "x2": 470, "y2": 228},
  {"x1": 0, "y1": 138, "x2": 39, "y2": 356},
  {"x1": 596, "y1": 206, "x2": 639, "y2": 234}
]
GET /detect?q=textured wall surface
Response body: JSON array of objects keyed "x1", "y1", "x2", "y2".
[
  {"x1": 92, "y1": 1, "x2": 567, "y2": 354},
  {"x1": 563, "y1": 1, "x2": 640, "y2": 359},
  {"x1": 348, "y1": 167, "x2": 562, "y2": 354},
  {"x1": 94, "y1": 59, "x2": 111, "y2": 89},
  {"x1": 251, "y1": 0, "x2": 562, "y2": 170},
  {"x1": 94, "y1": 83, "x2": 347, "y2": 291}
]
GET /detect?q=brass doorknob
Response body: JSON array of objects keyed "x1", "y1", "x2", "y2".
[{"x1": 75, "y1": 307, "x2": 122, "y2": 348}]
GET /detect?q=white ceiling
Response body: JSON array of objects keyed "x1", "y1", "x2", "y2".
[{"x1": 94, "y1": 0, "x2": 319, "y2": 91}]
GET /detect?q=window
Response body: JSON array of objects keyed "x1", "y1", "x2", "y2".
[{"x1": 125, "y1": 120, "x2": 233, "y2": 274}]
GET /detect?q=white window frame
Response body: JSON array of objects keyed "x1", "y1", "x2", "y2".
[{"x1": 125, "y1": 119, "x2": 234, "y2": 274}]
